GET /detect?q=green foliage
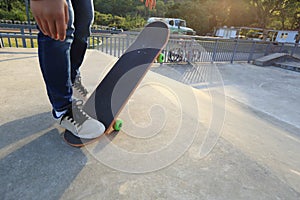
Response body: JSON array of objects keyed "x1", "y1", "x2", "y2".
[
  {"x1": 165, "y1": 0, "x2": 209, "y2": 35},
  {"x1": 94, "y1": 0, "x2": 143, "y2": 17},
  {"x1": 166, "y1": 0, "x2": 300, "y2": 34},
  {"x1": 1, "y1": 0, "x2": 299, "y2": 34},
  {"x1": 0, "y1": 0, "x2": 33, "y2": 21},
  {"x1": 0, "y1": 0, "x2": 32, "y2": 21},
  {"x1": 93, "y1": 11, "x2": 145, "y2": 30},
  {"x1": 94, "y1": 11, "x2": 113, "y2": 26}
]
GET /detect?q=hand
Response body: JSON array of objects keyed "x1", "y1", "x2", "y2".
[
  {"x1": 141, "y1": 0, "x2": 156, "y2": 10},
  {"x1": 30, "y1": 0, "x2": 69, "y2": 41}
]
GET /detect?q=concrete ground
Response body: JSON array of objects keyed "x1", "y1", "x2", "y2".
[{"x1": 0, "y1": 48, "x2": 300, "y2": 200}]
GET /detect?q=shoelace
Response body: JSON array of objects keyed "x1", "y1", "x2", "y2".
[
  {"x1": 73, "y1": 77, "x2": 88, "y2": 97},
  {"x1": 63, "y1": 100, "x2": 89, "y2": 127}
]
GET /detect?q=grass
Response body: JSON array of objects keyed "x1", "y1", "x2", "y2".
[{"x1": 1, "y1": 37, "x2": 38, "y2": 48}]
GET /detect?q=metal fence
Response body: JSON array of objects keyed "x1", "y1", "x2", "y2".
[
  {"x1": 1, "y1": 23, "x2": 299, "y2": 63},
  {"x1": 0, "y1": 23, "x2": 37, "y2": 48},
  {"x1": 89, "y1": 33, "x2": 300, "y2": 63}
]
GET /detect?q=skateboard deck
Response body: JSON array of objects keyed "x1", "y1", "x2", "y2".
[{"x1": 63, "y1": 21, "x2": 169, "y2": 147}]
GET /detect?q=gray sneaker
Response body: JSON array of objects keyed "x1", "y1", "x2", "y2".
[
  {"x1": 72, "y1": 76, "x2": 88, "y2": 101},
  {"x1": 58, "y1": 100, "x2": 105, "y2": 139}
]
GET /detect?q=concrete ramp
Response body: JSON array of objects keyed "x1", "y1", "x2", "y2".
[
  {"x1": 274, "y1": 61, "x2": 300, "y2": 72},
  {"x1": 80, "y1": 50, "x2": 210, "y2": 173},
  {"x1": 1, "y1": 48, "x2": 300, "y2": 199},
  {"x1": 254, "y1": 53, "x2": 300, "y2": 67}
]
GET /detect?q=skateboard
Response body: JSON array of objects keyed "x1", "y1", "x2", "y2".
[{"x1": 63, "y1": 21, "x2": 170, "y2": 147}]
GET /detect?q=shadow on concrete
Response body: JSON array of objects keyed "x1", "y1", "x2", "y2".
[
  {"x1": 0, "y1": 55, "x2": 38, "y2": 62},
  {"x1": 0, "y1": 113, "x2": 87, "y2": 200},
  {"x1": 0, "y1": 51, "x2": 37, "y2": 55},
  {"x1": 0, "y1": 112, "x2": 53, "y2": 149},
  {"x1": 91, "y1": 130, "x2": 119, "y2": 153}
]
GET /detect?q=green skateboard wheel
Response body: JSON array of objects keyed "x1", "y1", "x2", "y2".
[
  {"x1": 157, "y1": 53, "x2": 165, "y2": 63},
  {"x1": 113, "y1": 119, "x2": 123, "y2": 131}
]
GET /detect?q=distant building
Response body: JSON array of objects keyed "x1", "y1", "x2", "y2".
[
  {"x1": 214, "y1": 26, "x2": 239, "y2": 39},
  {"x1": 215, "y1": 26, "x2": 299, "y2": 43},
  {"x1": 275, "y1": 30, "x2": 299, "y2": 43}
]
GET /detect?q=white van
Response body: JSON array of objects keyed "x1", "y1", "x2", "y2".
[{"x1": 147, "y1": 17, "x2": 196, "y2": 35}]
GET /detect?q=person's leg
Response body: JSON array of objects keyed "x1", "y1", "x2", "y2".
[
  {"x1": 37, "y1": 0, "x2": 74, "y2": 113},
  {"x1": 37, "y1": 0, "x2": 105, "y2": 139},
  {"x1": 70, "y1": 0, "x2": 94, "y2": 83}
]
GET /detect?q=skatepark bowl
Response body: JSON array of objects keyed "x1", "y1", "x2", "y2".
[{"x1": 1, "y1": 39, "x2": 300, "y2": 198}]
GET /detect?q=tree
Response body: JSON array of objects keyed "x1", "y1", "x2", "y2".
[
  {"x1": 249, "y1": 0, "x2": 284, "y2": 28},
  {"x1": 0, "y1": 0, "x2": 30, "y2": 21},
  {"x1": 226, "y1": 0, "x2": 257, "y2": 27},
  {"x1": 165, "y1": 0, "x2": 211, "y2": 35},
  {"x1": 266, "y1": 0, "x2": 296, "y2": 29}
]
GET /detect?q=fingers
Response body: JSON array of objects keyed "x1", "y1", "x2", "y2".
[
  {"x1": 56, "y1": 16, "x2": 66, "y2": 41},
  {"x1": 144, "y1": 0, "x2": 156, "y2": 9},
  {"x1": 149, "y1": 0, "x2": 155, "y2": 10},
  {"x1": 38, "y1": 18, "x2": 58, "y2": 40},
  {"x1": 54, "y1": 4, "x2": 68, "y2": 41},
  {"x1": 30, "y1": 0, "x2": 68, "y2": 41},
  {"x1": 55, "y1": 3, "x2": 69, "y2": 41},
  {"x1": 64, "y1": 3, "x2": 69, "y2": 28},
  {"x1": 37, "y1": 18, "x2": 52, "y2": 38},
  {"x1": 56, "y1": 2, "x2": 69, "y2": 41},
  {"x1": 152, "y1": 0, "x2": 156, "y2": 9},
  {"x1": 56, "y1": 23, "x2": 65, "y2": 41},
  {"x1": 35, "y1": 17, "x2": 48, "y2": 36},
  {"x1": 49, "y1": 20, "x2": 58, "y2": 40}
]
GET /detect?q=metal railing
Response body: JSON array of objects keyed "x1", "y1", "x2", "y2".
[
  {"x1": 0, "y1": 23, "x2": 37, "y2": 48},
  {"x1": 1, "y1": 23, "x2": 299, "y2": 63},
  {"x1": 89, "y1": 33, "x2": 300, "y2": 63}
]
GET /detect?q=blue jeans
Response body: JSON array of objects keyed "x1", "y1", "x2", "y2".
[{"x1": 37, "y1": 0, "x2": 94, "y2": 112}]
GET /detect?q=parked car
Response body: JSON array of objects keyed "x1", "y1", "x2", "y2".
[
  {"x1": 147, "y1": 17, "x2": 196, "y2": 35},
  {"x1": 106, "y1": 27, "x2": 124, "y2": 34}
]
